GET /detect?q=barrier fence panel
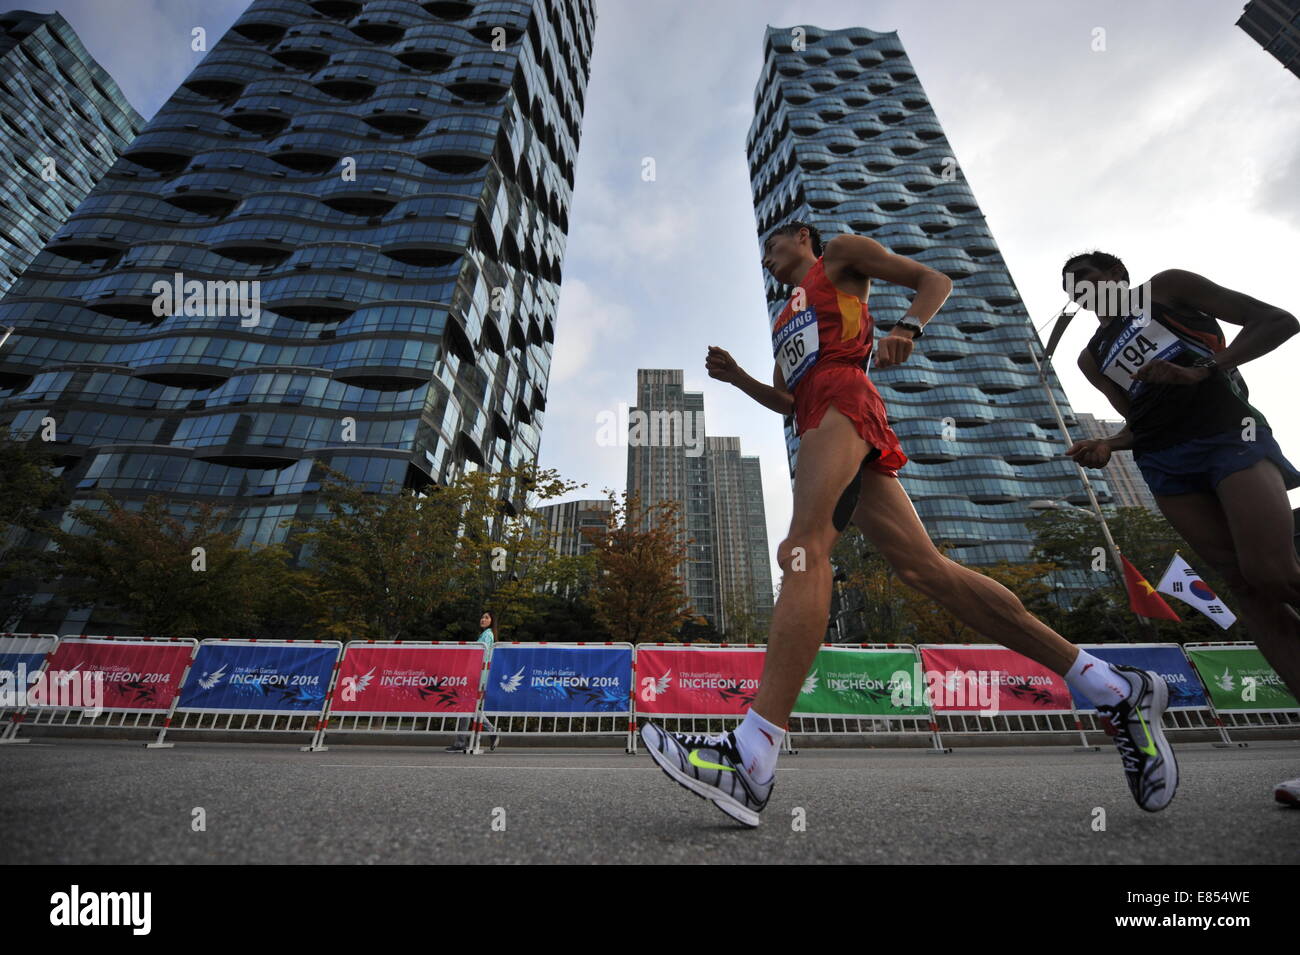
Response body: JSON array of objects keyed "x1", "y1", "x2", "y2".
[
  {"x1": 631, "y1": 643, "x2": 798, "y2": 754},
  {"x1": 160, "y1": 638, "x2": 342, "y2": 746},
  {"x1": 305, "y1": 641, "x2": 487, "y2": 752},
  {"x1": 1183, "y1": 642, "x2": 1300, "y2": 741},
  {"x1": 1071, "y1": 643, "x2": 1234, "y2": 746},
  {"x1": 483, "y1": 643, "x2": 634, "y2": 751},
  {"x1": 9, "y1": 636, "x2": 198, "y2": 746},
  {"x1": 789, "y1": 644, "x2": 945, "y2": 751},
  {"x1": 0, "y1": 633, "x2": 59, "y2": 743},
  {"x1": 918, "y1": 644, "x2": 1089, "y2": 749}
]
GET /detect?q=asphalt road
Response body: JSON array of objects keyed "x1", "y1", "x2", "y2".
[{"x1": 2, "y1": 738, "x2": 1296, "y2": 864}]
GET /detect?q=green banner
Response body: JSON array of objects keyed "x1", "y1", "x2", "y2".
[
  {"x1": 793, "y1": 648, "x2": 927, "y2": 717},
  {"x1": 1185, "y1": 646, "x2": 1299, "y2": 712}
]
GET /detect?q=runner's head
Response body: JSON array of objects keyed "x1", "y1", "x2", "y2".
[
  {"x1": 1061, "y1": 250, "x2": 1130, "y2": 318},
  {"x1": 763, "y1": 220, "x2": 822, "y2": 284}
]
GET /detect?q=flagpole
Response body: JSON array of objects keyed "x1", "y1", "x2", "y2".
[{"x1": 1025, "y1": 334, "x2": 1156, "y2": 634}]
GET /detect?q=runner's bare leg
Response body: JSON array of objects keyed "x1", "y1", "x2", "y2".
[
  {"x1": 750, "y1": 404, "x2": 866, "y2": 726},
  {"x1": 850, "y1": 468, "x2": 1080, "y2": 675},
  {"x1": 1154, "y1": 460, "x2": 1300, "y2": 696}
]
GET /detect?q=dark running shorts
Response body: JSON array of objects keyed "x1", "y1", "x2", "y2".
[{"x1": 1134, "y1": 426, "x2": 1300, "y2": 497}]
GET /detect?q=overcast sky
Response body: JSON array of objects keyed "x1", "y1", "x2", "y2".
[{"x1": 25, "y1": 0, "x2": 1300, "y2": 590}]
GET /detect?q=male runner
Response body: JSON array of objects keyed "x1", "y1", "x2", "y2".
[
  {"x1": 1059, "y1": 251, "x2": 1300, "y2": 807},
  {"x1": 639, "y1": 222, "x2": 1179, "y2": 826}
]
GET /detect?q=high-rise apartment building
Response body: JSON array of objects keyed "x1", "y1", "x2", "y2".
[
  {"x1": 1237, "y1": 0, "x2": 1300, "y2": 79},
  {"x1": 0, "y1": 10, "x2": 143, "y2": 296},
  {"x1": 746, "y1": 25, "x2": 1111, "y2": 573},
  {"x1": 707, "y1": 436, "x2": 774, "y2": 637},
  {"x1": 1, "y1": 1, "x2": 594, "y2": 588},
  {"x1": 535, "y1": 497, "x2": 610, "y2": 558},
  {"x1": 625, "y1": 370, "x2": 773, "y2": 634}
]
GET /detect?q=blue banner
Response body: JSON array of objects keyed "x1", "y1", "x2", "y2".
[
  {"x1": 484, "y1": 645, "x2": 632, "y2": 713},
  {"x1": 0, "y1": 652, "x2": 49, "y2": 706},
  {"x1": 179, "y1": 643, "x2": 337, "y2": 712},
  {"x1": 1071, "y1": 645, "x2": 1207, "y2": 710}
]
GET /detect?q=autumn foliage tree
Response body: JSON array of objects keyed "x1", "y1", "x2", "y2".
[
  {"x1": 50, "y1": 494, "x2": 297, "y2": 638},
  {"x1": 589, "y1": 490, "x2": 695, "y2": 644}
]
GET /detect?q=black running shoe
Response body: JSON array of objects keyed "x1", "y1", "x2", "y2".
[
  {"x1": 640, "y1": 722, "x2": 774, "y2": 827},
  {"x1": 1096, "y1": 664, "x2": 1178, "y2": 812}
]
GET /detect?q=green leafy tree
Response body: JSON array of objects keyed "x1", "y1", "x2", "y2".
[
  {"x1": 50, "y1": 495, "x2": 275, "y2": 638},
  {"x1": 0, "y1": 427, "x2": 70, "y2": 628},
  {"x1": 589, "y1": 490, "x2": 695, "y2": 644}
]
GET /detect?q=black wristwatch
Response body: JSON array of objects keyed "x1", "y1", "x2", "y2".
[
  {"x1": 1192, "y1": 355, "x2": 1218, "y2": 371},
  {"x1": 889, "y1": 316, "x2": 925, "y2": 339}
]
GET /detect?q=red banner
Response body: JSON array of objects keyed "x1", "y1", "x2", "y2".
[
  {"x1": 37, "y1": 639, "x2": 194, "y2": 711},
  {"x1": 330, "y1": 644, "x2": 484, "y2": 715},
  {"x1": 918, "y1": 645, "x2": 1072, "y2": 713},
  {"x1": 635, "y1": 647, "x2": 765, "y2": 715}
]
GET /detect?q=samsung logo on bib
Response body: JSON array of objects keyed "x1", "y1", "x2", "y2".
[{"x1": 49, "y1": 885, "x2": 151, "y2": 935}]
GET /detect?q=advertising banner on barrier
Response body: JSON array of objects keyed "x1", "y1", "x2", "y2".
[
  {"x1": 330, "y1": 644, "x2": 483, "y2": 715},
  {"x1": 918, "y1": 645, "x2": 1073, "y2": 713},
  {"x1": 1184, "y1": 645, "x2": 1299, "y2": 712},
  {"x1": 35, "y1": 638, "x2": 193, "y2": 711},
  {"x1": 1070, "y1": 644, "x2": 1207, "y2": 710},
  {"x1": 179, "y1": 642, "x2": 338, "y2": 713},
  {"x1": 635, "y1": 646, "x2": 764, "y2": 715},
  {"x1": 0, "y1": 635, "x2": 58, "y2": 712},
  {"x1": 484, "y1": 644, "x2": 632, "y2": 713},
  {"x1": 793, "y1": 647, "x2": 928, "y2": 717}
]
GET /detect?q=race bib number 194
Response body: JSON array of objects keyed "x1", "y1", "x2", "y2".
[
  {"x1": 1101, "y1": 318, "x2": 1184, "y2": 395},
  {"x1": 774, "y1": 307, "x2": 819, "y2": 389}
]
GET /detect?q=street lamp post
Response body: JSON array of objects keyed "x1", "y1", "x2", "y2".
[{"x1": 1026, "y1": 335, "x2": 1157, "y2": 634}]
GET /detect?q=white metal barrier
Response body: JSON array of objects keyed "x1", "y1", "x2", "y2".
[
  {"x1": 786, "y1": 644, "x2": 947, "y2": 752},
  {"x1": 483, "y1": 642, "x2": 635, "y2": 752},
  {"x1": 159, "y1": 638, "x2": 342, "y2": 747},
  {"x1": 304, "y1": 640, "x2": 488, "y2": 752},
  {"x1": 11, "y1": 635, "x2": 199, "y2": 747},
  {"x1": 1183, "y1": 641, "x2": 1300, "y2": 745},
  {"x1": 0, "y1": 633, "x2": 59, "y2": 743}
]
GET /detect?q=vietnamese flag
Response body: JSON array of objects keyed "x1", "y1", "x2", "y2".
[{"x1": 1120, "y1": 554, "x2": 1181, "y2": 621}]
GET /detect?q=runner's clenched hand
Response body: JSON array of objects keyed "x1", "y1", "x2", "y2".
[
  {"x1": 706, "y1": 345, "x2": 743, "y2": 384},
  {"x1": 874, "y1": 329, "x2": 915, "y2": 369},
  {"x1": 1065, "y1": 438, "x2": 1112, "y2": 468}
]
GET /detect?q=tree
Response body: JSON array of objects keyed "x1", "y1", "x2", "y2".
[
  {"x1": 1028, "y1": 505, "x2": 1239, "y2": 642},
  {"x1": 0, "y1": 427, "x2": 70, "y2": 628},
  {"x1": 589, "y1": 490, "x2": 695, "y2": 644},
  {"x1": 50, "y1": 495, "x2": 274, "y2": 638},
  {"x1": 296, "y1": 462, "x2": 588, "y2": 642}
]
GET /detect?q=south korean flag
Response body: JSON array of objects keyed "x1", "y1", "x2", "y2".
[{"x1": 1156, "y1": 553, "x2": 1237, "y2": 630}]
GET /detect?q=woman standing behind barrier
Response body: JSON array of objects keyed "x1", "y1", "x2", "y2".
[{"x1": 447, "y1": 610, "x2": 500, "y2": 753}]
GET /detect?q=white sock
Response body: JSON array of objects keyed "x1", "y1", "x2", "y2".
[
  {"x1": 732, "y1": 708, "x2": 784, "y2": 783},
  {"x1": 1065, "y1": 649, "x2": 1131, "y2": 707}
]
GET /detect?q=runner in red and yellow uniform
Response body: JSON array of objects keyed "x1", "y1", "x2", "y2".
[{"x1": 639, "y1": 222, "x2": 1180, "y2": 827}]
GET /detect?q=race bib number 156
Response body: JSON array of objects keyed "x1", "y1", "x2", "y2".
[{"x1": 774, "y1": 307, "x2": 819, "y2": 389}]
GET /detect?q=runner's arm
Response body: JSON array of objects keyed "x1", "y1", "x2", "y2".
[
  {"x1": 727, "y1": 361, "x2": 795, "y2": 416},
  {"x1": 1076, "y1": 349, "x2": 1135, "y2": 451},
  {"x1": 823, "y1": 233, "x2": 952, "y2": 330},
  {"x1": 1155, "y1": 268, "x2": 1299, "y2": 372}
]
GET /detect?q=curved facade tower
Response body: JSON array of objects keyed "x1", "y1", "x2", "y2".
[
  {"x1": 0, "y1": 0, "x2": 595, "y2": 566},
  {"x1": 0, "y1": 11, "x2": 143, "y2": 296},
  {"x1": 747, "y1": 25, "x2": 1111, "y2": 570}
]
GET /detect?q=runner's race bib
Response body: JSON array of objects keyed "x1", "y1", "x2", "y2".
[
  {"x1": 1100, "y1": 312, "x2": 1191, "y2": 397},
  {"x1": 774, "y1": 307, "x2": 819, "y2": 389}
]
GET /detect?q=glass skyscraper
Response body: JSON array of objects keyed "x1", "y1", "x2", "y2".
[
  {"x1": 747, "y1": 25, "x2": 1111, "y2": 574},
  {"x1": 0, "y1": 0, "x2": 595, "y2": 608},
  {"x1": 0, "y1": 10, "x2": 143, "y2": 296},
  {"x1": 625, "y1": 370, "x2": 774, "y2": 635}
]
